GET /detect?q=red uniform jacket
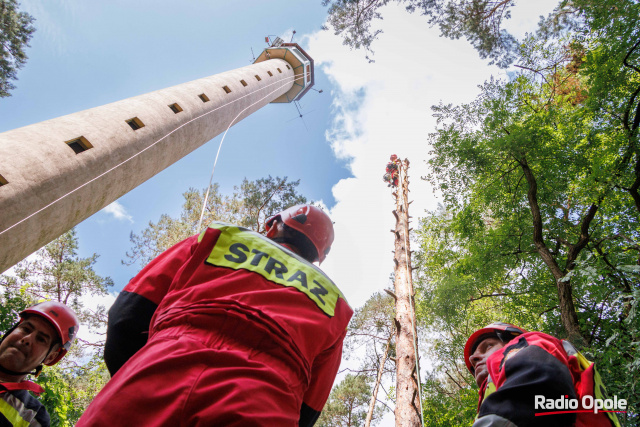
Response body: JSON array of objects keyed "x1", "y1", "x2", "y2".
[
  {"x1": 104, "y1": 223, "x2": 353, "y2": 426},
  {"x1": 475, "y1": 332, "x2": 621, "y2": 427}
]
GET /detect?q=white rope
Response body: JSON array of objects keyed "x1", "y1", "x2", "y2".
[
  {"x1": 196, "y1": 74, "x2": 305, "y2": 230},
  {"x1": 0, "y1": 71, "x2": 303, "y2": 237}
]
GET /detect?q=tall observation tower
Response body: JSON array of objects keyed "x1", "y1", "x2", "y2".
[{"x1": 0, "y1": 39, "x2": 314, "y2": 273}]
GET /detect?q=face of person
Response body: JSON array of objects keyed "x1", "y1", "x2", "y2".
[
  {"x1": 0, "y1": 316, "x2": 60, "y2": 379},
  {"x1": 469, "y1": 336, "x2": 505, "y2": 387}
]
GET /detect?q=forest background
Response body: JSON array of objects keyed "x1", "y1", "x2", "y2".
[{"x1": 1, "y1": 0, "x2": 638, "y2": 425}]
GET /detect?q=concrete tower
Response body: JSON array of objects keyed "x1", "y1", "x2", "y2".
[{"x1": 0, "y1": 40, "x2": 314, "y2": 273}]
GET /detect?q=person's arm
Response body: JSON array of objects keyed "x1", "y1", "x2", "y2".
[
  {"x1": 299, "y1": 332, "x2": 347, "y2": 427},
  {"x1": 473, "y1": 335, "x2": 577, "y2": 427},
  {"x1": 104, "y1": 235, "x2": 200, "y2": 376}
]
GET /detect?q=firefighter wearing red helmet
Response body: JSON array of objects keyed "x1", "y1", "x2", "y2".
[
  {"x1": 464, "y1": 322, "x2": 621, "y2": 427},
  {"x1": 79, "y1": 204, "x2": 352, "y2": 427},
  {"x1": 0, "y1": 301, "x2": 79, "y2": 427}
]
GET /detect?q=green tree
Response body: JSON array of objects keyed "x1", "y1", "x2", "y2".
[
  {"x1": 343, "y1": 292, "x2": 396, "y2": 423},
  {"x1": 323, "y1": 0, "x2": 549, "y2": 66},
  {"x1": 0, "y1": 0, "x2": 35, "y2": 97},
  {"x1": 415, "y1": 0, "x2": 640, "y2": 416},
  {"x1": 317, "y1": 374, "x2": 383, "y2": 427},
  {"x1": 124, "y1": 176, "x2": 308, "y2": 267}
]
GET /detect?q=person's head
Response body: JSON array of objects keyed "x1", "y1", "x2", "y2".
[
  {"x1": 265, "y1": 204, "x2": 334, "y2": 264},
  {"x1": 464, "y1": 322, "x2": 526, "y2": 387},
  {"x1": 0, "y1": 301, "x2": 79, "y2": 381}
]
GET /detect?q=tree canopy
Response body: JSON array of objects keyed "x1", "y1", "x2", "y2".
[
  {"x1": 0, "y1": 0, "x2": 35, "y2": 97},
  {"x1": 124, "y1": 176, "x2": 308, "y2": 267},
  {"x1": 413, "y1": 0, "x2": 640, "y2": 418}
]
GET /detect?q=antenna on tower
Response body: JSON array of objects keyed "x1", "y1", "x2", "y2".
[
  {"x1": 290, "y1": 30, "x2": 296, "y2": 43},
  {"x1": 285, "y1": 100, "x2": 314, "y2": 132},
  {"x1": 250, "y1": 47, "x2": 256, "y2": 62},
  {"x1": 265, "y1": 35, "x2": 283, "y2": 47}
]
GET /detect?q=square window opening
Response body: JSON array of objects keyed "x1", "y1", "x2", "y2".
[
  {"x1": 255, "y1": 75, "x2": 262, "y2": 81},
  {"x1": 286, "y1": 65, "x2": 290, "y2": 69},
  {"x1": 169, "y1": 103, "x2": 183, "y2": 114},
  {"x1": 222, "y1": 86, "x2": 232, "y2": 94},
  {"x1": 267, "y1": 71, "x2": 273, "y2": 77},
  {"x1": 277, "y1": 68, "x2": 282, "y2": 73},
  {"x1": 65, "y1": 136, "x2": 93, "y2": 154},
  {"x1": 126, "y1": 117, "x2": 145, "y2": 131},
  {"x1": 240, "y1": 80, "x2": 248, "y2": 87},
  {"x1": 199, "y1": 93, "x2": 210, "y2": 102}
]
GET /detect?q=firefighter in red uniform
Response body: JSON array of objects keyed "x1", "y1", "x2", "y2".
[
  {"x1": 464, "y1": 322, "x2": 622, "y2": 427},
  {"x1": 77, "y1": 204, "x2": 352, "y2": 427},
  {"x1": 0, "y1": 301, "x2": 80, "y2": 427}
]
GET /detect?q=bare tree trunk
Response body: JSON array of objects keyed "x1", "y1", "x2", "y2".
[
  {"x1": 392, "y1": 158, "x2": 422, "y2": 426},
  {"x1": 364, "y1": 332, "x2": 392, "y2": 427}
]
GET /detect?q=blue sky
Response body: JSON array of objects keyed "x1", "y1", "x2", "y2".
[
  {"x1": 0, "y1": 0, "x2": 349, "y2": 288},
  {"x1": 0, "y1": 0, "x2": 560, "y2": 422}
]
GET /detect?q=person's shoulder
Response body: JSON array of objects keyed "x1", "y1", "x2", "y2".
[{"x1": 519, "y1": 331, "x2": 563, "y2": 346}]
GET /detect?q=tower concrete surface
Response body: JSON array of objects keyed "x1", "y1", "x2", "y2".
[{"x1": 0, "y1": 41, "x2": 314, "y2": 273}]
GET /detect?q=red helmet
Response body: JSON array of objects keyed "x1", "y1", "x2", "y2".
[
  {"x1": 20, "y1": 301, "x2": 80, "y2": 365},
  {"x1": 265, "y1": 204, "x2": 334, "y2": 263},
  {"x1": 463, "y1": 322, "x2": 526, "y2": 374}
]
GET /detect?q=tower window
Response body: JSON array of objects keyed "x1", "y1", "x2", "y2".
[
  {"x1": 126, "y1": 117, "x2": 145, "y2": 130},
  {"x1": 267, "y1": 71, "x2": 273, "y2": 77},
  {"x1": 240, "y1": 80, "x2": 248, "y2": 87},
  {"x1": 65, "y1": 136, "x2": 93, "y2": 154},
  {"x1": 255, "y1": 75, "x2": 262, "y2": 81},
  {"x1": 277, "y1": 68, "x2": 282, "y2": 73},
  {"x1": 286, "y1": 65, "x2": 290, "y2": 69},
  {"x1": 199, "y1": 93, "x2": 210, "y2": 102},
  {"x1": 169, "y1": 103, "x2": 183, "y2": 114},
  {"x1": 0, "y1": 174, "x2": 7, "y2": 187}
]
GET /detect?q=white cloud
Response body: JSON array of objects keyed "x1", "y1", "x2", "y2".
[
  {"x1": 306, "y1": 4, "x2": 559, "y2": 423},
  {"x1": 77, "y1": 291, "x2": 118, "y2": 345},
  {"x1": 308, "y1": 4, "x2": 502, "y2": 310},
  {"x1": 102, "y1": 201, "x2": 134, "y2": 223}
]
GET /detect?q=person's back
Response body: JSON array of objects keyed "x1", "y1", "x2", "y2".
[{"x1": 79, "y1": 205, "x2": 352, "y2": 426}]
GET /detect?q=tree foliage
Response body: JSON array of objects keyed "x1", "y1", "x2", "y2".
[
  {"x1": 414, "y1": 0, "x2": 640, "y2": 419},
  {"x1": 0, "y1": 0, "x2": 35, "y2": 97},
  {"x1": 317, "y1": 374, "x2": 384, "y2": 427},
  {"x1": 323, "y1": 0, "x2": 536, "y2": 66},
  {"x1": 342, "y1": 292, "x2": 396, "y2": 419},
  {"x1": 124, "y1": 176, "x2": 308, "y2": 267}
]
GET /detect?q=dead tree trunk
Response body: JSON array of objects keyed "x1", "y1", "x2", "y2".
[{"x1": 388, "y1": 157, "x2": 422, "y2": 426}]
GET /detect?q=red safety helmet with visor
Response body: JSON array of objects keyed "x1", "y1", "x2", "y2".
[
  {"x1": 464, "y1": 322, "x2": 526, "y2": 374},
  {"x1": 20, "y1": 301, "x2": 80, "y2": 365},
  {"x1": 265, "y1": 204, "x2": 334, "y2": 264}
]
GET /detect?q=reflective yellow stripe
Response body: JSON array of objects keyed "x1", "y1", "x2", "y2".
[
  {"x1": 0, "y1": 398, "x2": 30, "y2": 427},
  {"x1": 203, "y1": 223, "x2": 344, "y2": 316},
  {"x1": 475, "y1": 380, "x2": 497, "y2": 420},
  {"x1": 573, "y1": 351, "x2": 621, "y2": 427}
]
